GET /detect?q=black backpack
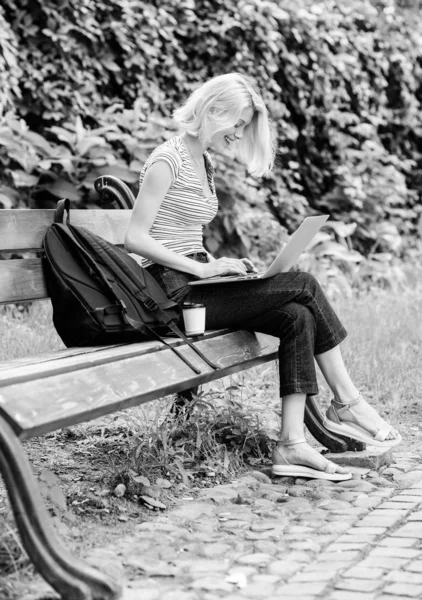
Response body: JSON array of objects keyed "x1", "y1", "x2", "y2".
[{"x1": 42, "y1": 199, "x2": 217, "y2": 374}]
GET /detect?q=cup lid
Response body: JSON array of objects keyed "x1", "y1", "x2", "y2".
[{"x1": 182, "y1": 302, "x2": 205, "y2": 308}]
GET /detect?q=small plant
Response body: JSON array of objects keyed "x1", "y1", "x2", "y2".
[{"x1": 128, "y1": 390, "x2": 273, "y2": 488}]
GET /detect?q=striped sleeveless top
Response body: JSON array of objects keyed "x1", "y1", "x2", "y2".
[{"x1": 136, "y1": 135, "x2": 218, "y2": 267}]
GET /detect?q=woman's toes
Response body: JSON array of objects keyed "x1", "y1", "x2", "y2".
[{"x1": 336, "y1": 465, "x2": 351, "y2": 474}]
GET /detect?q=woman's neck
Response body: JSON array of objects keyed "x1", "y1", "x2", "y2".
[{"x1": 182, "y1": 132, "x2": 207, "y2": 161}]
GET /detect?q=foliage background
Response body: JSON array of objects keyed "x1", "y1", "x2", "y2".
[{"x1": 1, "y1": 0, "x2": 422, "y2": 291}]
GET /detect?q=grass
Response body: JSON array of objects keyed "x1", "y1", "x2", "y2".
[{"x1": 0, "y1": 286, "x2": 421, "y2": 592}]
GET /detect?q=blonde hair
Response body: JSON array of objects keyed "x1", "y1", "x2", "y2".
[{"x1": 173, "y1": 73, "x2": 275, "y2": 177}]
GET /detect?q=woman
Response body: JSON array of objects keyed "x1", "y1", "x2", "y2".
[{"x1": 125, "y1": 73, "x2": 401, "y2": 481}]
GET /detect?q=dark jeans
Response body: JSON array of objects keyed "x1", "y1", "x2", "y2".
[{"x1": 146, "y1": 253, "x2": 347, "y2": 397}]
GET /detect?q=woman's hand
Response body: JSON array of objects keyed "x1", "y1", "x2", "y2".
[{"x1": 196, "y1": 257, "x2": 257, "y2": 279}]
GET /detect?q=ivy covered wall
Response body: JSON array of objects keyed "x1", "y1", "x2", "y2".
[{"x1": 1, "y1": 0, "x2": 422, "y2": 263}]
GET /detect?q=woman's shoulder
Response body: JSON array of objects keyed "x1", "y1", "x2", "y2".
[
  {"x1": 150, "y1": 136, "x2": 184, "y2": 163},
  {"x1": 143, "y1": 136, "x2": 184, "y2": 180}
]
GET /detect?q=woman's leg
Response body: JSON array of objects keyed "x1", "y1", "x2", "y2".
[
  {"x1": 316, "y1": 345, "x2": 400, "y2": 441},
  {"x1": 275, "y1": 392, "x2": 350, "y2": 476}
]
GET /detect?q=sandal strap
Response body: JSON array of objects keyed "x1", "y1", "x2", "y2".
[
  {"x1": 374, "y1": 421, "x2": 391, "y2": 442},
  {"x1": 332, "y1": 393, "x2": 362, "y2": 410},
  {"x1": 324, "y1": 460, "x2": 338, "y2": 474},
  {"x1": 279, "y1": 438, "x2": 307, "y2": 448}
]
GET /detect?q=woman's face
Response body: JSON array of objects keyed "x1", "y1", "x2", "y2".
[{"x1": 211, "y1": 105, "x2": 255, "y2": 150}]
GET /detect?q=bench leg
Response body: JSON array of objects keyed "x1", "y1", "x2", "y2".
[
  {"x1": 0, "y1": 417, "x2": 122, "y2": 600},
  {"x1": 171, "y1": 387, "x2": 199, "y2": 417},
  {"x1": 305, "y1": 396, "x2": 365, "y2": 453}
]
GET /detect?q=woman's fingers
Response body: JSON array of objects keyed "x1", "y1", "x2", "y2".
[
  {"x1": 218, "y1": 258, "x2": 247, "y2": 274},
  {"x1": 240, "y1": 258, "x2": 257, "y2": 272}
]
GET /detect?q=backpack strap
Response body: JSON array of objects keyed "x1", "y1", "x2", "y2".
[
  {"x1": 76, "y1": 227, "x2": 219, "y2": 370},
  {"x1": 54, "y1": 199, "x2": 71, "y2": 224}
]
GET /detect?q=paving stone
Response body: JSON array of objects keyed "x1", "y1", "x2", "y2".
[
  {"x1": 353, "y1": 496, "x2": 382, "y2": 508},
  {"x1": 306, "y1": 561, "x2": 351, "y2": 572},
  {"x1": 236, "y1": 553, "x2": 273, "y2": 566},
  {"x1": 324, "y1": 446, "x2": 393, "y2": 469},
  {"x1": 273, "y1": 582, "x2": 327, "y2": 596},
  {"x1": 390, "y1": 495, "x2": 422, "y2": 503},
  {"x1": 344, "y1": 566, "x2": 385, "y2": 579},
  {"x1": 284, "y1": 525, "x2": 315, "y2": 535},
  {"x1": 186, "y1": 559, "x2": 230, "y2": 574},
  {"x1": 237, "y1": 583, "x2": 276, "y2": 598},
  {"x1": 122, "y1": 587, "x2": 160, "y2": 600},
  {"x1": 308, "y1": 489, "x2": 332, "y2": 500},
  {"x1": 392, "y1": 523, "x2": 422, "y2": 538},
  {"x1": 385, "y1": 571, "x2": 422, "y2": 584},
  {"x1": 377, "y1": 596, "x2": 421, "y2": 600},
  {"x1": 383, "y1": 583, "x2": 422, "y2": 597},
  {"x1": 372, "y1": 489, "x2": 395, "y2": 498},
  {"x1": 345, "y1": 526, "x2": 388, "y2": 536},
  {"x1": 251, "y1": 574, "x2": 280, "y2": 585},
  {"x1": 396, "y1": 496, "x2": 422, "y2": 504},
  {"x1": 337, "y1": 533, "x2": 377, "y2": 544},
  {"x1": 317, "y1": 550, "x2": 360, "y2": 562},
  {"x1": 326, "y1": 542, "x2": 366, "y2": 552},
  {"x1": 327, "y1": 591, "x2": 377, "y2": 600},
  {"x1": 334, "y1": 578, "x2": 381, "y2": 592},
  {"x1": 201, "y1": 543, "x2": 233, "y2": 557},
  {"x1": 392, "y1": 472, "x2": 422, "y2": 487},
  {"x1": 358, "y1": 556, "x2": 409, "y2": 569},
  {"x1": 371, "y1": 508, "x2": 408, "y2": 517},
  {"x1": 288, "y1": 540, "x2": 321, "y2": 552},
  {"x1": 188, "y1": 577, "x2": 233, "y2": 592},
  {"x1": 287, "y1": 485, "x2": 309, "y2": 497},
  {"x1": 380, "y1": 537, "x2": 419, "y2": 548},
  {"x1": 285, "y1": 551, "x2": 312, "y2": 564},
  {"x1": 408, "y1": 511, "x2": 422, "y2": 521},
  {"x1": 318, "y1": 521, "x2": 352, "y2": 534},
  {"x1": 354, "y1": 515, "x2": 402, "y2": 527},
  {"x1": 336, "y1": 491, "x2": 362, "y2": 502},
  {"x1": 254, "y1": 543, "x2": 281, "y2": 557},
  {"x1": 289, "y1": 570, "x2": 338, "y2": 582},
  {"x1": 332, "y1": 479, "x2": 376, "y2": 493},
  {"x1": 159, "y1": 591, "x2": 198, "y2": 600},
  {"x1": 406, "y1": 560, "x2": 422, "y2": 572},
  {"x1": 317, "y1": 499, "x2": 353, "y2": 510},
  {"x1": 369, "y1": 546, "x2": 421, "y2": 559},
  {"x1": 267, "y1": 560, "x2": 302, "y2": 578},
  {"x1": 368, "y1": 476, "x2": 395, "y2": 487},
  {"x1": 378, "y1": 502, "x2": 415, "y2": 510},
  {"x1": 227, "y1": 566, "x2": 258, "y2": 577}
]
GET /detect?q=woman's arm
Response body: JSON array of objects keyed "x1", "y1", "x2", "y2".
[{"x1": 125, "y1": 160, "x2": 253, "y2": 278}]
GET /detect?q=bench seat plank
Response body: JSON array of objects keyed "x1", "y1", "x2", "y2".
[
  {"x1": 0, "y1": 330, "x2": 230, "y2": 384},
  {"x1": 0, "y1": 331, "x2": 278, "y2": 440},
  {"x1": 0, "y1": 209, "x2": 131, "y2": 252}
]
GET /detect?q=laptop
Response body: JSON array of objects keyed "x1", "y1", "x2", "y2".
[{"x1": 188, "y1": 214, "x2": 329, "y2": 286}]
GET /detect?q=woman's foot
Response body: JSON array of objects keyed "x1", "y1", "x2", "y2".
[
  {"x1": 323, "y1": 394, "x2": 402, "y2": 447},
  {"x1": 272, "y1": 438, "x2": 352, "y2": 481}
]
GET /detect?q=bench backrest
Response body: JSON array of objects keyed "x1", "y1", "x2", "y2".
[{"x1": 0, "y1": 208, "x2": 132, "y2": 305}]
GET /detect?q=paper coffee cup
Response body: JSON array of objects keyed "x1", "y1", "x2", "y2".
[{"x1": 182, "y1": 303, "x2": 206, "y2": 336}]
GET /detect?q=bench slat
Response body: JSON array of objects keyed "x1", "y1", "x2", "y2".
[
  {"x1": 0, "y1": 209, "x2": 131, "y2": 252},
  {"x1": 0, "y1": 259, "x2": 48, "y2": 303},
  {"x1": 0, "y1": 331, "x2": 278, "y2": 440},
  {"x1": 0, "y1": 330, "x2": 230, "y2": 385}
]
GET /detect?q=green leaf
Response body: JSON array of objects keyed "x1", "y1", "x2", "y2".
[{"x1": 42, "y1": 180, "x2": 82, "y2": 201}]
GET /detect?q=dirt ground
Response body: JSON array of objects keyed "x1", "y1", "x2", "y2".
[{"x1": 0, "y1": 362, "x2": 420, "y2": 599}]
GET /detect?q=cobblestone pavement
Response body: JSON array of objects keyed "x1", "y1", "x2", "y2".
[{"x1": 23, "y1": 449, "x2": 422, "y2": 600}]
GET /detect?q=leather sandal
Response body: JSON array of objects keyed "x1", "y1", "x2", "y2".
[
  {"x1": 272, "y1": 438, "x2": 352, "y2": 481},
  {"x1": 323, "y1": 394, "x2": 402, "y2": 448}
]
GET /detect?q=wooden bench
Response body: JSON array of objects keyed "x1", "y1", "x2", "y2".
[{"x1": 0, "y1": 176, "x2": 362, "y2": 600}]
